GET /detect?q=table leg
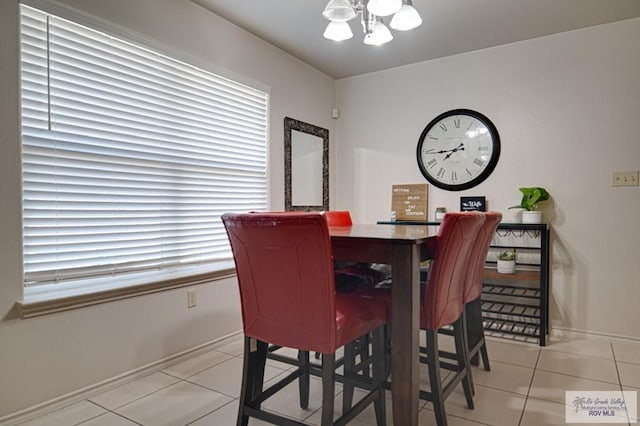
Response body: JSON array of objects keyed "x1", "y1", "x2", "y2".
[{"x1": 391, "y1": 243, "x2": 420, "y2": 426}]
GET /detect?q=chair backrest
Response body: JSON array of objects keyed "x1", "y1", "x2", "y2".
[
  {"x1": 422, "y1": 212, "x2": 485, "y2": 330},
  {"x1": 222, "y1": 212, "x2": 338, "y2": 353},
  {"x1": 463, "y1": 211, "x2": 502, "y2": 303},
  {"x1": 325, "y1": 210, "x2": 353, "y2": 226}
]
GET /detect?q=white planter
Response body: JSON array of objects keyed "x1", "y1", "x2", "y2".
[
  {"x1": 510, "y1": 207, "x2": 526, "y2": 223},
  {"x1": 522, "y1": 210, "x2": 542, "y2": 224},
  {"x1": 497, "y1": 260, "x2": 516, "y2": 274}
]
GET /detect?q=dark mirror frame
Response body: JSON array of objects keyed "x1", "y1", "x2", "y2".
[{"x1": 284, "y1": 117, "x2": 329, "y2": 211}]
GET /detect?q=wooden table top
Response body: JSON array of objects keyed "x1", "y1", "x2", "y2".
[{"x1": 329, "y1": 223, "x2": 432, "y2": 242}]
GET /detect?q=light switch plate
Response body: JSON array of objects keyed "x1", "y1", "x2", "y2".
[{"x1": 612, "y1": 171, "x2": 639, "y2": 187}]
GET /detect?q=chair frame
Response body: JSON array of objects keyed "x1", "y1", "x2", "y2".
[
  {"x1": 223, "y1": 212, "x2": 388, "y2": 426},
  {"x1": 238, "y1": 331, "x2": 387, "y2": 426}
]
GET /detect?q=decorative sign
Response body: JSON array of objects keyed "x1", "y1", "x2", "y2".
[
  {"x1": 460, "y1": 196, "x2": 486, "y2": 212},
  {"x1": 391, "y1": 184, "x2": 428, "y2": 221}
]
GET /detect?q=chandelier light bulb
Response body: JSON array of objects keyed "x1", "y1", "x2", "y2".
[
  {"x1": 367, "y1": 0, "x2": 402, "y2": 17},
  {"x1": 363, "y1": 21, "x2": 393, "y2": 46},
  {"x1": 323, "y1": 21, "x2": 354, "y2": 41},
  {"x1": 390, "y1": 1, "x2": 422, "y2": 31},
  {"x1": 322, "y1": 0, "x2": 357, "y2": 22}
]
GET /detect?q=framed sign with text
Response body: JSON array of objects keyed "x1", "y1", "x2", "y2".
[
  {"x1": 391, "y1": 184, "x2": 428, "y2": 221},
  {"x1": 460, "y1": 196, "x2": 486, "y2": 212}
]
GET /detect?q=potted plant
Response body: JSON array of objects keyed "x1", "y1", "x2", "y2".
[
  {"x1": 497, "y1": 250, "x2": 516, "y2": 274},
  {"x1": 509, "y1": 187, "x2": 550, "y2": 223}
]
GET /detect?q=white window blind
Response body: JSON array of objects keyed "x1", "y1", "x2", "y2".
[{"x1": 20, "y1": 5, "x2": 269, "y2": 288}]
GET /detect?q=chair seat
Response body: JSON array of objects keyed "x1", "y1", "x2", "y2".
[
  {"x1": 335, "y1": 293, "x2": 387, "y2": 350},
  {"x1": 277, "y1": 292, "x2": 386, "y2": 354},
  {"x1": 335, "y1": 263, "x2": 391, "y2": 292},
  {"x1": 353, "y1": 286, "x2": 447, "y2": 329}
]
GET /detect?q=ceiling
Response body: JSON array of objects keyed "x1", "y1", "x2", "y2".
[{"x1": 192, "y1": 0, "x2": 640, "y2": 79}]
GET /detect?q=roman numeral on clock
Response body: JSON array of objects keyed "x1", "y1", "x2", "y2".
[
  {"x1": 427, "y1": 159, "x2": 437, "y2": 168},
  {"x1": 437, "y1": 167, "x2": 445, "y2": 178},
  {"x1": 473, "y1": 158, "x2": 485, "y2": 167}
]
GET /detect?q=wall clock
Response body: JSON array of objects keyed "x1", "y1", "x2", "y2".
[{"x1": 416, "y1": 109, "x2": 500, "y2": 191}]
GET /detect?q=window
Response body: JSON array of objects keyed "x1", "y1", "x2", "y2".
[{"x1": 19, "y1": 4, "x2": 268, "y2": 298}]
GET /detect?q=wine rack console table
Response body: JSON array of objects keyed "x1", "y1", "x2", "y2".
[{"x1": 377, "y1": 220, "x2": 550, "y2": 346}]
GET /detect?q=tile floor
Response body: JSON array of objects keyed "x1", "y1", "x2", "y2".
[{"x1": 15, "y1": 334, "x2": 640, "y2": 426}]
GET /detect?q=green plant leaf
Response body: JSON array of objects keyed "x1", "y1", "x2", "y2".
[
  {"x1": 498, "y1": 249, "x2": 516, "y2": 260},
  {"x1": 516, "y1": 187, "x2": 550, "y2": 210}
]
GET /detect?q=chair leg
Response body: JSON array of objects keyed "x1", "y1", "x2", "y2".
[
  {"x1": 298, "y1": 350, "x2": 310, "y2": 409},
  {"x1": 454, "y1": 318, "x2": 474, "y2": 410},
  {"x1": 426, "y1": 329, "x2": 447, "y2": 426},
  {"x1": 321, "y1": 353, "x2": 336, "y2": 426},
  {"x1": 237, "y1": 337, "x2": 251, "y2": 426},
  {"x1": 343, "y1": 332, "x2": 375, "y2": 413},
  {"x1": 460, "y1": 310, "x2": 475, "y2": 396},
  {"x1": 480, "y1": 343, "x2": 491, "y2": 371},
  {"x1": 384, "y1": 323, "x2": 392, "y2": 379},
  {"x1": 237, "y1": 337, "x2": 268, "y2": 426},
  {"x1": 342, "y1": 343, "x2": 355, "y2": 414},
  {"x1": 358, "y1": 334, "x2": 371, "y2": 377},
  {"x1": 466, "y1": 298, "x2": 490, "y2": 370},
  {"x1": 371, "y1": 326, "x2": 387, "y2": 426}
]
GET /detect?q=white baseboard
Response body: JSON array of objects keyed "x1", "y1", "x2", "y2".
[
  {"x1": 550, "y1": 326, "x2": 640, "y2": 344},
  {"x1": 0, "y1": 331, "x2": 243, "y2": 426}
]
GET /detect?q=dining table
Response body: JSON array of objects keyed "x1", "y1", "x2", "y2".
[{"x1": 329, "y1": 224, "x2": 433, "y2": 426}]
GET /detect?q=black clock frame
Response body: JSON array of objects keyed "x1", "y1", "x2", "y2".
[{"x1": 416, "y1": 109, "x2": 500, "y2": 191}]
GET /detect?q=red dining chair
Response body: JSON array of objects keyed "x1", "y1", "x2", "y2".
[
  {"x1": 351, "y1": 212, "x2": 485, "y2": 425},
  {"x1": 434, "y1": 212, "x2": 502, "y2": 398},
  {"x1": 222, "y1": 212, "x2": 388, "y2": 426},
  {"x1": 325, "y1": 210, "x2": 353, "y2": 226},
  {"x1": 420, "y1": 212, "x2": 484, "y2": 424},
  {"x1": 266, "y1": 209, "x2": 383, "y2": 406}
]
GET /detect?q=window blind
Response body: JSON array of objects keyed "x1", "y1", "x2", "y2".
[{"x1": 20, "y1": 5, "x2": 269, "y2": 287}]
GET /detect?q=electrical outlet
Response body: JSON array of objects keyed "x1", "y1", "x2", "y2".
[
  {"x1": 612, "y1": 171, "x2": 639, "y2": 187},
  {"x1": 187, "y1": 289, "x2": 197, "y2": 308}
]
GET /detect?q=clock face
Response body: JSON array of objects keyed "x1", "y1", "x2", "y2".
[{"x1": 416, "y1": 109, "x2": 500, "y2": 191}]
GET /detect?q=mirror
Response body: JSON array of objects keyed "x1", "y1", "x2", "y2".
[{"x1": 284, "y1": 117, "x2": 329, "y2": 211}]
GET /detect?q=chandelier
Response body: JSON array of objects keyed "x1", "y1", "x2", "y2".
[{"x1": 322, "y1": 0, "x2": 422, "y2": 46}]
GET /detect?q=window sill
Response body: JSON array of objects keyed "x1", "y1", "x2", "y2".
[{"x1": 16, "y1": 264, "x2": 236, "y2": 319}]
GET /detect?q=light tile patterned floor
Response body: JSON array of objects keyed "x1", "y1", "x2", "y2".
[{"x1": 15, "y1": 335, "x2": 640, "y2": 425}]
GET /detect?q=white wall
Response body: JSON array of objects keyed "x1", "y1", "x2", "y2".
[
  {"x1": 336, "y1": 18, "x2": 640, "y2": 339},
  {"x1": 0, "y1": 0, "x2": 335, "y2": 417}
]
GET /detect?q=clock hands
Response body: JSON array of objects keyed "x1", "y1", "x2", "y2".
[
  {"x1": 425, "y1": 148, "x2": 451, "y2": 154},
  {"x1": 425, "y1": 143, "x2": 465, "y2": 161},
  {"x1": 425, "y1": 143, "x2": 465, "y2": 156},
  {"x1": 443, "y1": 144, "x2": 465, "y2": 160}
]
